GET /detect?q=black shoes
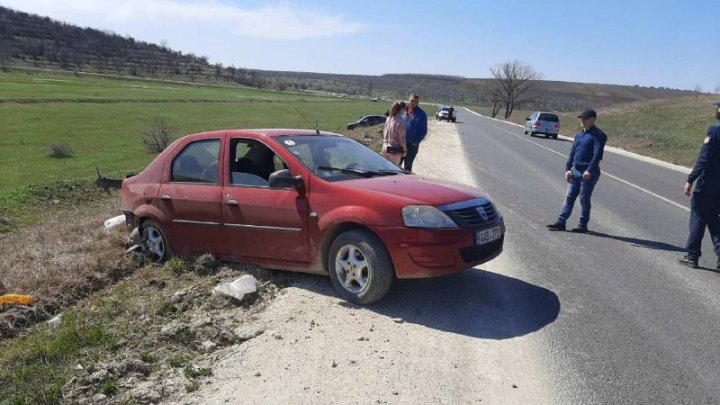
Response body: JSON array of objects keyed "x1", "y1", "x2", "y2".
[
  {"x1": 570, "y1": 225, "x2": 589, "y2": 233},
  {"x1": 679, "y1": 255, "x2": 699, "y2": 269},
  {"x1": 546, "y1": 223, "x2": 588, "y2": 233}
]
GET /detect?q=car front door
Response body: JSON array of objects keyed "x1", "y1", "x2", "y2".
[
  {"x1": 222, "y1": 137, "x2": 310, "y2": 264},
  {"x1": 157, "y1": 137, "x2": 226, "y2": 256}
]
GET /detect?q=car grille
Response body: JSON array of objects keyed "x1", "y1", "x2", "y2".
[{"x1": 443, "y1": 201, "x2": 499, "y2": 228}]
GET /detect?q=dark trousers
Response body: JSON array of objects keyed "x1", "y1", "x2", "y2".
[
  {"x1": 401, "y1": 143, "x2": 420, "y2": 172},
  {"x1": 685, "y1": 191, "x2": 720, "y2": 258},
  {"x1": 557, "y1": 169, "x2": 600, "y2": 227}
]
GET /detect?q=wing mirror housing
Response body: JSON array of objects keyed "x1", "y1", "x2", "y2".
[
  {"x1": 269, "y1": 169, "x2": 305, "y2": 194},
  {"x1": 525, "y1": 117, "x2": 531, "y2": 120}
]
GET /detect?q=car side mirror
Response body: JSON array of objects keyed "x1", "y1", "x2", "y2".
[
  {"x1": 269, "y1": 169, "x2": 305, "y2": 194},
  {"x1": 525, "y1": 117, "x2": 530, "y2": 120}
]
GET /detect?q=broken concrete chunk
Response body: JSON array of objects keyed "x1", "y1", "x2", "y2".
[{"x1": 212, "y1": 275, "x2": 257, "y2": 302}]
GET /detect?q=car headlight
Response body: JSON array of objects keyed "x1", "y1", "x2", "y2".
[{"x1": 402, "y1": 205, "x2": 457, "y2": 228}]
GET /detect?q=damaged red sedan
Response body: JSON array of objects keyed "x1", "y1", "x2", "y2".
[{"x1": 121, "y1": 129, "x2": 504, "y2": 304}]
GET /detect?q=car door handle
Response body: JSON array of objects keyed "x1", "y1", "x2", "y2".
[
  {"x1": 160, "y1": 194, "x2": 171, "y2": 201},
  {"x1": 225, "y1": 199, "x2": 239, "y2": 207}
]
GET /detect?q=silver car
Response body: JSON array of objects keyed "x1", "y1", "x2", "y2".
[{"x1": 524, "y1": 111, "x2": 560, "y2": 139}]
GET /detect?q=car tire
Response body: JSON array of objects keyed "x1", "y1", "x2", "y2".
[
  {"x1": 140, "y1": 220, "x2": 172, "y2": 262},
  {"x1": 552, "y1": 134, "x2": 558, "y2": 140},
  {"x1": 328, "y1": 229, "x2": 394, "y2": 305}
]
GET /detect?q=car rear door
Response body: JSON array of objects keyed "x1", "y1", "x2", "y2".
[
  {"x1": 157, "y1": 137, "x2": 226, "y2": 256},
  {"x1": 222, "y1": 136, "x2": 310, "y2": 264}
]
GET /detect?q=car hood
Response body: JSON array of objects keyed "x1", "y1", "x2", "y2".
[{"x1": 340, "y1": 175, "x2": 487, "y2": 206}]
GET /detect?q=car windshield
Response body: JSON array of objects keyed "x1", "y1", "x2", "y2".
[{"x1": 275, "y1": 135, "x2": 406, "y2": 181}]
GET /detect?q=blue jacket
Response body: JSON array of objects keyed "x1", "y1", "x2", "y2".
[
  {"x1": 405, "y1": 106, "x2": 428, "y2": 144},
  {"x1": 565, "y1": 126, "x2": 607, "y2": 174},
  {"x1": 688, "y1": 123, "x2": 720, "y2": 194}
]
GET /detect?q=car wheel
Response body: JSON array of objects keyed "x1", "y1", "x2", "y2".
[
  {"x1": 328, "y1": 229, "x2": 394, "y2": 305},
  {"x1": 141, "y1": 220, "x2": 171, "y2": 262},
  {"x1": 552, "y1": 134, "x2": 558, "y2": 140}
]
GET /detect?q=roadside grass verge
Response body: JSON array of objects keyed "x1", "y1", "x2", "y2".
[{"x1": 0, "y1": 201, "x2": 285, "y2": 403}]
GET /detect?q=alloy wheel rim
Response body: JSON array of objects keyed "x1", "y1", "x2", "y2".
[
  {"x1": 335, "y1": 244, "x2": 370, "y2": 293},
  {"x1": 143, "y1": 227, "x2": 165, "y2": 261}
]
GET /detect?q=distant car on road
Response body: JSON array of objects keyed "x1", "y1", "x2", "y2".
[
  {"x1": 524, "y1": 112, "x2": 560, "y2": 139},
  {"x1": 436, "y1": 105, "x2": 457, "y2": 122},
  {"x1": 120, "y1": 129, "x2": 504, "y2": 304},
  {"x1": 346, "y1": 115, "x2": 386, "y2": 130}
]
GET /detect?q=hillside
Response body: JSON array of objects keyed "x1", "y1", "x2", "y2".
[{"x1": 0, "y1": 5, "x2": 699, "y2": 113}]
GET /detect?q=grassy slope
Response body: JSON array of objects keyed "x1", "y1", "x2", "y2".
[
  {"x1": 0, "y1": 71, "x2": 386, "y2": 192},
  {"x1": 466, "y1": 95, "x2": 718, "y2": 167}
]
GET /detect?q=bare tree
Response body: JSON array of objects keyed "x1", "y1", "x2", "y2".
[
  {"x1": 694, "y1": 84, "x2": 703, "y2": 97},
  {"x1": 489, "y1": 86, "x2": 503, "y2": 118},
  {"x1": 490, "y1": 60, "x2": 542, "y2": 118},
  {"x1": 715, "y1": 84, "x2": 720, "y2": 95}
]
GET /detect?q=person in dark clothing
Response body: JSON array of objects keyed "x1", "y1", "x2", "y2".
[
  {"x1": 547, "y1": 109, "x2": 608, "y2": 233},
  {"x1": 679, "y1": 103, "x2": 720, "y2": 269},
  {"x1": 400, "y1": 94, "x2": 428, "y2": 172}
]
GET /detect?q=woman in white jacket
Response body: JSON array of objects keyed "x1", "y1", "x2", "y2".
[{"x1": 381, "y1": 101, "x2": 407, "y2": 166}]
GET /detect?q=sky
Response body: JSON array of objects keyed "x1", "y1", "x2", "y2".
[{"x1": 1, "y1": 0, "x2": 719, "y2": 91}]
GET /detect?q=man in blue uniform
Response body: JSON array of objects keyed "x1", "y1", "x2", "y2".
[
  {"x1": 547, "y1": 109, "x2": 608, "y2": 233},
  {"x1": 401, "y1": 94, "x2": 428, "y2": 172},
  {"x1": 679, "y1": 102, "x2": 720, "y2": 269}
]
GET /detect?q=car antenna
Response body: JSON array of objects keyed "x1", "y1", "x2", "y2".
[{"x1": 314, "y1": 120, "x2": 320, "y2": 134}]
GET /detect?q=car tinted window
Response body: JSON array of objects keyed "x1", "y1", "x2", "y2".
[
  {"x1": 171, "y1": 139, "x2": 220, "y2": 184},
  {"x1": 276, "y1": 135, "x2": 403, "y2": 182},
  {"x1": 539, "y1": 113, "x2": 559, "y2": 122}
]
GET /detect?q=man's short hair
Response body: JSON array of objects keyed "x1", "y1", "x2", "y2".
[{"x1": 409, "y1": 94, "x2": 419, "y2": 101}]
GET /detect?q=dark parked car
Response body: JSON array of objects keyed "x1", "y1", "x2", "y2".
[
  {"x1": 121, "y1": 129, "x2": 504, "y2": 304},
  {"x1": 347, "y1": 115, "x2": 386, "y2": 130}
]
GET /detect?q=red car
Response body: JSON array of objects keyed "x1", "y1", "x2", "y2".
[{"x1": 121, "y1": 129, "x2": 504, "y2": 304}]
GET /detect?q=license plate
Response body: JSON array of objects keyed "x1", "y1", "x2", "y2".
[{"x1": 476, "y1": 226, "x2": 502, "y2": 245}]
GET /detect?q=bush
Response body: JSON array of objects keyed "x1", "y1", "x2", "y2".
[
  {"x1": 141, "y1": 116, "x2": 173, "y2": 154},
  {"x1": 48, "y1": 143, "x2": 73, "y2": 158}
]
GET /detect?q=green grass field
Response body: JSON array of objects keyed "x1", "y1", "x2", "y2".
[{"x1": 0, "y1": 71, "x2": 388, "y2": 193}]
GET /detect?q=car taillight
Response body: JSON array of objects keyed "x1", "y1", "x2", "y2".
[
  {"x1": 554, "y1": 124, "x2": 560, "y2": 128},
  {"x1": 534, "y1": 123, "x2": 541, "y2": 127}
]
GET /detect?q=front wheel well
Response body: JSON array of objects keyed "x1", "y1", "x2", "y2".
[{"x1": 320, "y1": 223, "x2": 385, "y2": 274}]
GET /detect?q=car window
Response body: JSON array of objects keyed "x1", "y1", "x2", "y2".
[
  {"x1": 229, "y1": 138, "x2": 287, "y2": 187},
  {"x1": 171, "y1": 139, "x2": 220, "y2": 184},
  {"x1": 276, "y1": 135, "x2": 404, "y2": 182},
  {"x1": 539, "y1": 113, "x2": 559, "y2": 122}
]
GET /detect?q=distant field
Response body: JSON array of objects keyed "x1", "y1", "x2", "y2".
[
  {"x1": 0, "y1": 71, "x2": 388, "y2": 193},
  {"x1": 466, "y1": 96, "x2": 718, "y2": 167}
]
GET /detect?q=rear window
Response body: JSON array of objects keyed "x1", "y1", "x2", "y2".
[{"x1": 539, "y1": 113, "x2": 559, "y2": 122}]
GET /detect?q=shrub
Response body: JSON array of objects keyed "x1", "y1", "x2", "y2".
[
  {"x1": 48, "y1": 143, "x2": 73, "y2": 158},
  {"x1": 141, "y1": 116, "x2": 173, "y2": 154}
]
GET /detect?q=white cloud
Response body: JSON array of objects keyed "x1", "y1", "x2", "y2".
[{"x1": 0, "y1": 0, "x2": 367, "y2": 40}]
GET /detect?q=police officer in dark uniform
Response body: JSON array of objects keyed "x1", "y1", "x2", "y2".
[{"x1": 679, "y1": 102, "x2": 720, "y2": 269}]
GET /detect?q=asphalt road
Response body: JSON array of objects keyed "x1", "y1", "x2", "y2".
[{"x1": 454, "y1": 110, "x2": 720, "y2": 404}]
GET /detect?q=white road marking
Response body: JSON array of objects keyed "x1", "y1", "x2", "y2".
[{"x1": 462, "y1": 108, "x2": 690, "y2": 213}]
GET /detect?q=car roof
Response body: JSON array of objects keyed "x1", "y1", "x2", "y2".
[{"x1": 187, "y1": 129, "x2": 345, "y2": 139}]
